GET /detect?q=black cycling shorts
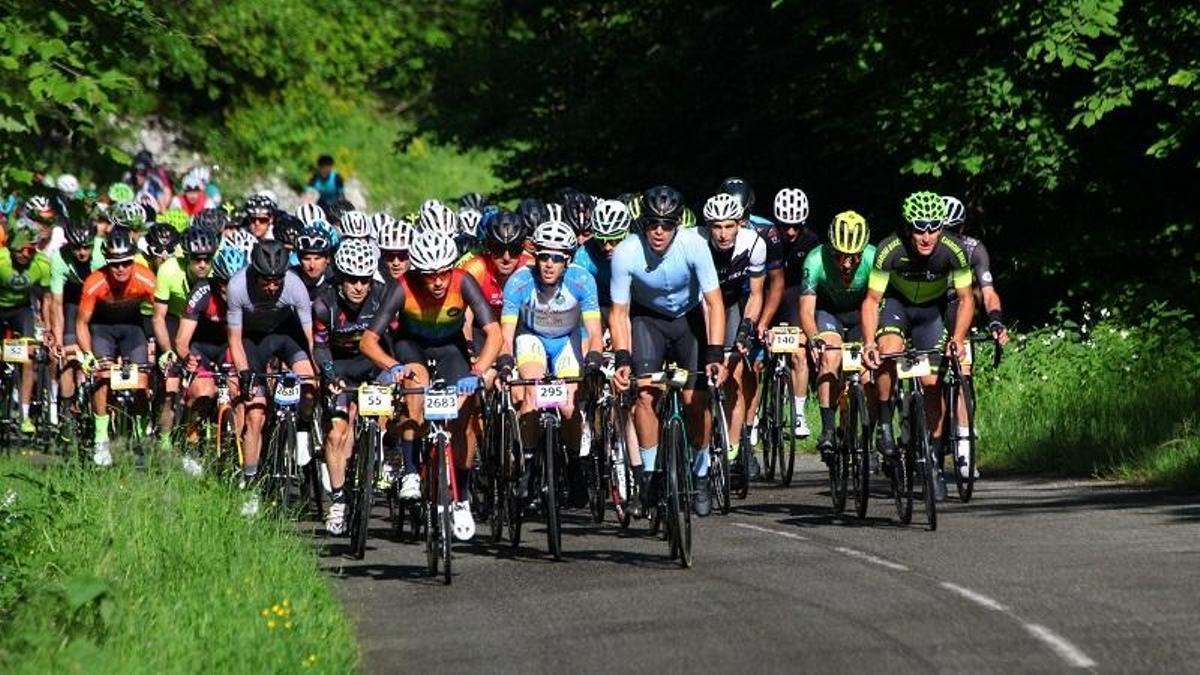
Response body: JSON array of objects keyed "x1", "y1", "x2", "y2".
[
  {"x1": 775, "y1": 285, "x2": 803, "y2": 327},
  {"x1": 0, "y1": 306, "x2": 34, "y2": 339},
  {"x1": 190, "y1": 341, "x2": 230, "y2": 369},
  {"x1": 92, "y1": 323, "x2": 150, "y2": 364},
  {"x1": 815, "y1": 309, "x2": 863, "y2": 342},
  {"x1": 630, "y1": 303, "x2": 707, "y2": 390},
  {"x1": 877, "y1": 297, "x2": 947, "y2": 363},
  {"x1": 392, "y1": 337, "x2": 472, "y2": 386},
  {"x1": 63, "y1": 303, "x2": 79, "y2": 345},
  {"x1": 331, "y1": 355, "x2": 378, "y2": 415},
  {"x1": 242, "y1": 330, "x2": 310, "y2": 373}
]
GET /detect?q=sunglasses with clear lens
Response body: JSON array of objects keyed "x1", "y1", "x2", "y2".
[
  {"x1": 910, "y1": 220, "x2": 944, "y2": 233},
  {"x1": 536, "y1": 252, "x2": 570, "y2": 264}
]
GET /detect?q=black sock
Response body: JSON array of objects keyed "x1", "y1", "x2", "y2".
[
  {"x1": 878, "y1": 401, "x2": 895, "y2": 427},
  {"x1": 820, "y1": 406, "x2": 836, "y2": 432},
  {"x1": 399, "y1": 439, "x2": 417, "y2": 475}
]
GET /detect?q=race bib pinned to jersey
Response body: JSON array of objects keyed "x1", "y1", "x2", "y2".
[
  {"x1": 110, "y1": 366, "x2": 139, "y2": 391},
  {"x1": 424, "y1": 391, "x2": 458, "y2": 420},
  {"x1": 357, "y1": 384, "x2": 394, "y2": 417},
  {"x1": 2, "y1": 340, "x2": 28, "y2": 364},
  {"x1": 274, "y1": 382, "x2": 301, "y2": 406},
  {"x1": 841, "y1": 342, "x2": 864, "y2": 373},
  {"x1": 535, "y1": 381, "x2": 569, "y2": 409},
  {"x1": 768, "y1": 326, "x2": 802, "y2": 354},
  {"x1": 897, "y1": 354, "x2": 932, "y2": 380}
]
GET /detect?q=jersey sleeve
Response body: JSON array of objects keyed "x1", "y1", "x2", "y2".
[
  {"x1": 569, "y1": 266, "x2": 601, "y2": 320},
  {"x1": 154, "y1": 262, "x2": 174, "y2": 303},
  {"x1": 609, "y1": 240, "x2": 633, "y2": 306},
  {"x1": 225, "y1": 274, "x2": 247, "y2": 329},
  {"x1": 49, "y1": 255, "x2": 67, "y2": 295},
  {"x1": 311, "y1": 293, "x2": 334, "y2": 364},
  {"x1": 183, "y1": 283, "x2": 211, "y2": 321},
  {"x1": 800, "y1": 247, "x2": 824, "y2": 296},
  {"x1": 282, "y1": 274, "x2": 313, "y2": 327},
  {"x1": 971, "y1": 241, "x2": 994, "y2": 288},
  {"x1": 748, "y1": 235, "x2": 767, "y2": 277},
  {"x1": 461, "y1": 273, "x2": 495, "y2": 327},
  {"x1": 500, "y1": 271, "x2": 527, "y2": 325},
  {"x1": 689, "y1": 233, "x2": 720, "y2": 294},
  {"x1": 366, "y1": 280, "x2": 405, "y2": 336},
  {"x1": 79, "y1": 271, "x2": 106, "y2": 317}
]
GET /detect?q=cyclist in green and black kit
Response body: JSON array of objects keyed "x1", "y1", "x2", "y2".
[
  {"x1": 50, "y1": 218, "x2": 99, "y2": 431},
  {"x1": 0, "y1": 222, "x2": 52, "y2": 434},
  {"x1": 798, "y1": 211, "x2": 875, "y2": 459}
]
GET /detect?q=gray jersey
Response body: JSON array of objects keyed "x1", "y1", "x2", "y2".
[{"x1": 226, "y1": 267, "x2": 312, "y2": 335}]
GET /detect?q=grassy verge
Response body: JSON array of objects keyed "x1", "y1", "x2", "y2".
[
  {"x1": 973, "y1": 307, "x2": 1200, "y2": 488},
  {"x1": 0, "y1": 459, "x2": 356, "y2": 674}
]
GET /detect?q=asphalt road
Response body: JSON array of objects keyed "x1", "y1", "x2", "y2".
[{"x1": 318, "y1": 456, "x2": 1200, "y2": 673}]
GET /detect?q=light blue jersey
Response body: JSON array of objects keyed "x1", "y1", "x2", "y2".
[
  {"x1": 573, "y1": 241, "x2": 613, "y2": 306},
  {"x1": 610, "y1": 229, "x2": 719, "y2": 318},
  {"x1": 501, "y1": 264, "x2": 600, "y2": 339}
]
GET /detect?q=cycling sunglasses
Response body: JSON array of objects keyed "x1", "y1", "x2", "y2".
[
  {"x1": 487, "y1": 242, "x2": 525, "y2": 258},
  {"x1": 642, "y1": 218, "x2": 678, "y2": 232},
  {"x1": 190, "y1": 255, "x2": 212, "y2": 263},
  {"x1": 419, "y1": 267, "x2": 453, "y2": 279},
  {"x1": 383, "y1": 250, "x2": 409, "y2": 261},
  {"x1": 535, "y1": 251, "x2": 571, "y2": 265},
  {"x1": 109, "y1": 259, "x2": 134, "y2": 269},
  {"x1": 909, "y1": 219, "x2": 944, "y2": 233},
  {"x1": 249, "y1": 215, "x2": 272, "y2": 225}
]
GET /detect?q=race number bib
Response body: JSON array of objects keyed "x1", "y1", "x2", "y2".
[
  {"x1": 897, "y1": 354, "x2": 932, "y2": 380},
  {"x1": 274, "y1": 383, "x2": 301, "y2": 406},
  {"x1": 110, "y1": 366, "x2": 139, "y2": 391},
  {"x1": 424, "y1": 392, "x2": 458, "y2": 421},
  {"x1": 960, "y1": 342, "x2": 974, "y2": 367},
  {"x1": 841, "y1": 342, "x2": 864, "y2": 373},
  {"x1": 1, "y1": 340, "x2": 28, "y2": 364},
  {"x1": 357, "y1": 384, "x2": 394, "y2": 417},
  {"x1": 535, "y1": 381, "x2": 569, "y2": 409},
  {"x1": 769, "y1": 326, "x2": 802, "y2": 354}
]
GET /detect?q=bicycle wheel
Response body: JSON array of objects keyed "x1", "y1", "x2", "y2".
[
  {"x1": 439, "y1": 441, "x2": 453, "y2": 585},
  {"x1": 761, "y1": 370, "x2": 778, "y2": 481},
  {"x1": 607, "y1": 403, "x2": 635, "y2": 528},
  {"x1": 830, "y1": 394, "x2": 849, "y2": 514},
  {"x1": 777, "y1": 372, "x2": 797, "y2": 486},
  {"x1": 710, "y1": 393, "x2": 731, "y2": 515},
  {"x1": 486, "y1": 408, "x2": 506, "y2": 544},
  {"x1": 850, "y1": 384, "x2": 870, "y2": 519},
  {"x1": 664, "y1": 417, "x2": 692, "y2": 567},
  {"x1": 889, "y1": 397, "x2": 914, "y2": 525},
  {"x1": 952, "y1": 376, "x2": 978, "y2": 503},
  {"x1": 587, "y1": 402, "x2": 606, "y2": 523},
  {"x1": 912, "y1": 398, "x2": 937, "y2": 531},
  {"x1": 279, "y1": 418, "x2": 298, "y2": 513},
  {"x1": 216, "y1": 406, "x2": 238, "y2": 481},
  {"x1": 349, "y1": 420, "x2": 377, "y2": 560},
  {"x1": 425, "y1": 438, "x2": 440, "y2": 577},
  {"x1": 734, "y1": 425, "x2": 750, "y2": 500},
  {"x1": 543, "y1": 421, "x2": 562, "y2": 561}
]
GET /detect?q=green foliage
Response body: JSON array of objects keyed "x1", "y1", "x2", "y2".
[{"x1": 0, "y1": 461, "x2": 357, "y2": 673}]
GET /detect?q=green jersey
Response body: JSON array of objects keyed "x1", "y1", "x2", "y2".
[
  {"x1": 800, "y1": 244, "x2": 876, "y2": 313},
  {"x1": 50, "y1": 249, "x2": 95, "y2": 305},
  {"x1": 154, "y1": 256, "x2": 192, "y2": 317},
  {"x1": 0, "y1": 248, "x2": 52, "y2": 309}
]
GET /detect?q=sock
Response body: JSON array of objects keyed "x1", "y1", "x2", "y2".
[
  {"x1": 50, "y1": 380, "x2": 59, "y2": 400},
  {"x1": 693, "y1": 446, "x2": 710, "y2": 478},
  {"x1": 330, "y1": 487, "x2": 345, "y2": 503},
  {"x1": 94, "y1": 414, "x2": 109, "y2": 443},
  {"x1": 20, "y1": 403, "x2": 29, "y2": 419},
  {"x1": 631, "y1": 464, "x2": 645, "y2": 486},
  {"x1": 878, "y1": 401, "x2": 895, "y2": 427},
  {"x1": 640, "y1": 446, "x2": 658, "y2": 473},
  {"x1": 820, "y1": 406, "x2": 836, "y2": 433},
  {"x1": 729, "y1": 442, "x2": 739, "y2": 460},
  {"x1": 242, "y1": 464, "x2": 258, "y2": 483},
  {"x1": 956, "y1": 426, "x2": 971, "y2": 457},
  {"x1": 399, "y1": 439, "x2": 417, "y2": 475},
  {"x1": 454, "y1": 467, "x2": 470, "y2": 500},
  {"x1": 794, "y1": 396, "x2": 805, "y2": 414}
]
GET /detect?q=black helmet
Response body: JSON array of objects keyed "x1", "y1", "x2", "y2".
[
  {"x1": 562, "y1": 191, "x2": 594, "y2": 234},
  {"x1": 191, "y1": 208, "x2": 229, "y2": 233},
  {"x1": 65, "y1": 218, "x2": 96, "y2": 248},
  {"x1": 274, "y1": 213, "x2": 303, "y2": 247},
  {"x1": 250, "y1": 240, "x2": 290, "y2": 277},
  {"x1": 718, "y1": 177, "x2": 755, "y2": 212},
  {"x1": 182, "y1": 226, "x2": 218, "y2": 257},
  {"x1": 459, "y1": 192, "x2": 486, "y2": 211},
  {"x1": 517, "y1": 198, "x2": 549, "y2": 235},
  {"x1": 641, "y1": 185, "x2": 686, "y2": 223},
  {"x1": 104, "y1": 227, "x2": 137, "y2": 263},
  {"x1": 487, "y1": 210, "x2": 525, "y2": 246},
  {"x1": 244, "y1": 194, "x2": 274, "y2": 217},
  {"x1": 146, "y1": 223, "x2": 179, "y2": 258}
]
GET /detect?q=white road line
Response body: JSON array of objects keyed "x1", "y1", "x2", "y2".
[
  {"x1": 939, "y1": 582, "x2": 1009, "y2": 612},
  {"x1": 732, "y1": 522, "x2": 809, "y2": 540},
  {"x1": 832, "y1": 546, "x2": 910, "y2": 572},
  {"x1": 1024, "y1": 624, "x2": 1098, "y2": 669}
]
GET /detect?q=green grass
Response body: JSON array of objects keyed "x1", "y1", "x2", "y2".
[
  {"x1": 0, "y1": 458, "x2": 357, "y2": 674},
  {"x1": 973, "y1": 310, "x2": 1200, "y2": 489}
]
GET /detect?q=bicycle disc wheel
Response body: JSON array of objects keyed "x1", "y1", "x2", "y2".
[
  {"x1": 954, "y1": 376, "x2": 978, "y2": 503},
  {"x1": 349, "y1": 421, "x2": 377, "y2": 560},
  {"x1": 912, "y1": 402, "x2": 937, "y2": 531},
  {"x1": 778, "y1": 373, "x2": 797, "y2": 486},
  {"x1": 544, "y1": 422, "x2": 562, "y2": 561}
]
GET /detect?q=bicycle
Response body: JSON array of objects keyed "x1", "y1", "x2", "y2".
[
  {"x1": 255, "y1": 371, "x2": 322, "y2": 518},
  {"x1": 482, "y1": 373, "x2": 524, "y2": 546},
  {"x1": 756, "y1": 325, "x2": 803, "y2": 485},
  {"x1": 83, "y1": 360, "x2": 156, "y2": 465},
  {"x1": 877, "y1": 348, "x2": 942, "y2": 531},
  {"x1": 407, "y1": 376, "x2": 463, "y2": 585},
  {"x1": 0, "y1": 336, "x2": 41, "y2": 451},
  {"x1": 581, "y1": 356, "x2": 637, "y2": 525},
  {"x1": 708, "y1": 374, "x2": 732, "y2": 515},
  {"x1": 347, "y1": 381, "x2": 392, "y2": 560},
  {"x1": 942, "y1": 333, "x2": 1003, "y2": 503},
  {"x1": 507, "y1": 375, "x2": 583, "y2": 561},
  {"x1": 635, "y1": 365, "x2": 702, "y2": 568},
  {"x1": 820, "y1": 343, "x2": 872, "y2": 518}
]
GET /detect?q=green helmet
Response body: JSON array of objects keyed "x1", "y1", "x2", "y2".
[
  {"x1": 8, "y1": 220, "x2": 38, "y2": 249},
  {"x1": 901, "y1": 191, "x2": 947, "y2": 224},
  {"x1": 107, "y1": 183, "x2": 135, "y2": 203},
  {"x1": 680, "y1": 206, "x2": 696, "y2": 228},
  {"x1": 161, "y1": 207, "x2": 189, "y2": 233}
]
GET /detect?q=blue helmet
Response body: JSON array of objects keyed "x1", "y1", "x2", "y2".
[
  {"x1": 212, "y1": 245, "x2": 248, "y2": 281},
  {"x1": 295, "y1": 219, "x2": 340, "y2": 254}
]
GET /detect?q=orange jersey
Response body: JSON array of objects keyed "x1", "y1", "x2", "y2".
[
  {"x1": 80, "y1": 264, "x2": 157, "y2": 324},
  {"x1": 460, "y1": 252, "x2": 533, "y2": 316}
]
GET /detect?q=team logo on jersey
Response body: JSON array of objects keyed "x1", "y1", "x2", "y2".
[{"x1": 447, "y1": 307, "x2": 463, "y2": 319}]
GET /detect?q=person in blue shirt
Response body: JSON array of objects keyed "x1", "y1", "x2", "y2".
[
  {"x1": 305, "y1": 154, "x2": 345, "y2": 206},
  {"x1": 609, "y1": 185, "x2": 728, "y2": 518},
  {"x1": 571, "y1": 198, "x2": 631, "y2": 311}
]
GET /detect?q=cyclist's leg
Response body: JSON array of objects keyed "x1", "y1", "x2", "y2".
[
  {"x1": 678, "y1": 305, "x2": 711, "y2": 469},
  {"x1": 7, "y1": 308, "x2": 37, "y2": 426},
  {"x1": 721, "y1": 301, "x2": 749, "y2": 457},
  {"x1": 59, "y1": 304, "x2": 80, "y2": 407},
  {"x1": 89, "y1": 324, "x2": 120, "y2": 449},
  {"x1": 630, "y1": 308, "x2": 668, "y2": 477},
  {"x1": 326, "y1": 357, "x2": 372, "y2": 499},
  {"x1": 428, "y1": 341, "x2": 475, "y2": 499},
  {"x1": 239, "y1": 335, "x2": 269, "y2": 479},
  {"x1": 814, "y1": 310, "x2": 846, "y2": 448},
  {"x1": 875, "y1": 298, "x2": 908, "y2": 454},
  {"x1": 779, "y1": 286, "x2": 809, "y2": 433},
  {"x1": 158, "y1": 315, "x2": 182, "y2": 438},
  {"x1": 910, "y1": 303, "x2": 949, "y2": 442},
  {"x1": 382, "y1": 338, "x2": 427, "y2": 493},
  {"x1": 513, "y1": 332, "x2": 549, "y2": 449}
]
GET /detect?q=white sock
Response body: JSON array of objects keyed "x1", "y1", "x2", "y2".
[
  {"x1": 956, "y1": 426, "x2": 971, "y2": 458},
  {"x1": 296, "y1": 431, "x2": 311, "y2": 466},
  {"x1": 20, "y1": 403, "x2": 29, "y2": 419},
  {"x1": 795, "y1": 396, "x2": 805, "y2": 413}
]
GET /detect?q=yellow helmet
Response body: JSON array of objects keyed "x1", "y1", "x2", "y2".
[{"x1": 829, "y1": 211, "x2": 869, "y2": 254}]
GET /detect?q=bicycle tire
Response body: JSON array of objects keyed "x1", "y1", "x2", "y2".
[
  {"x1": 425, "y1": 438, "x2": 440, "y2": 577},
  {"x1": 349, "y1": 420, "x2": 377, "y2": 560},
  {"x1": 607, "y1": 402, "x2": 635, "y2": 528},
  {"x1": 710, "y1": 393, "x2": 731, "y2": 515},
  {"x1": 912, "y1": 399, "x2": 937, "y2": 531},
  {"x1": 440, "y1": 441, "x2": 453, "y2": 585},
  {"x1": 778, "y1": 372, "x2": 797, "y2": 486},
  {"x1": 734, "y1": 424, "x2": 750, "y2": 500},
  {"x1": 587, "y1": 402, "x2": 606, "y2": 524},
  {"x1": 544, "y1": 420, "x2": 562, "y2": 561},
  {"x1": 280, "y1": 417, "x2": 297, "y2": 513},
  {"x1": 850, "y1": 384, "x2": 870, "y2": 519},
  {"x1": 954, "y1": 376, "x2": 978, "y2": 503},
  {"x1": 487, "y1": 406, "x2": 506, "y2": 544},
  {"x1": 761, "y1": 367, "x2": 778, "y2": 481},
  {"x1": 830, "y1": 397, "x2": 849, "y2": 514},
  {"x1": 664, "y1": 417, "x2": 692, "y2": 567},
  {"x1": 0, "y1": 369, "x2": 15, "y2": 453},
  {"x1": 890, "y1": 396, "x2": 914, "y2": 525},
  {"x1": 216, "y1": 406, "x2": 238, "y2": 481}
]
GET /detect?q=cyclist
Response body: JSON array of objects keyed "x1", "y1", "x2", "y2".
[
  {"x1": 0, "y1": 222, "x2": 52, "y2": 435},
  {"x1": 50, "y1": 218, "x2": 98, "y2": 430},
  {"x1": 244, "y1": 195, "x2": 275, "y2": 241},
  {"x1": 359, "y1": 230, "x2": 502, "y2": 535},
  {"x1": 312, "y1": 238, "x2": 390, "y2": 535},
  {"x1": 610, "y1": 185, "x2": 728, "y2": 518},
  {"x1": 455, "y1": 208, "x2": 482, "y2": 259},
  {"x1": 305, "y1": 154, "x2": 345, "y2": 206},
  {"x1": 76, "y1": 228, "x2": 158, "y2": 465},
  {"x1": 226, "y1": 240, "x2": 317, "y2": 511},
  {"x1": 171, "y1": 168, "x2": 216, "y2": 217},
  {"x1": 338, "y1": 210, "x2": 373, "y2": 241},
  {"x1": 700, "y1": 192, "x2": 767, "y2": 481},
  {"x1": 499, "y1": 219, "x2": 604, "y2": 505},
  {"x1": 572, "y1": 199, "x2": 631, "y2": 311},
  {"x1": 377, "y1": 215, "x2": 413, "y2": 281},
  {"x1": 154, "y1": 226, "x2": 216, "y2": 446},
  {"x1": 175, "y1": 245, "x2": 246, "y2": 442},
  {"x1": 861, "y1": 191, "x2": 974, "y2": 501},
  {"x1": 798, "y1": 211, "x2": 876, "y2": 459},
  {"x1": 561, "y1": 190, "x2": 595, "y2": 247},
  {"x1": 293, "y1": 220, "x2": 338, "y2": 300},
  {"x1": 459, "y1": 211, "x2": 533, "y2": 340}
]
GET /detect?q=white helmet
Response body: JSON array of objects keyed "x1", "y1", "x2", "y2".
[
  {"x1": 942, "y1": 195, "x2": 966, "y2": 229},
  {"x1": 546, "y1": 203, "x2": 563, "y2": 222},
  {"x1": 334, "y1": 238, "x2": 381, "y2": 277},
  {"x1": 296, "y1": 202, "x2": 326, "y2": 226},
  {"x1": 369, "y1": 212, "x2": 395, "y2": 240},
  {"x1": 419, "y1": 200, "x2": 458, "y2": 236},
  {"x1": 222, "y1": 227, "x2": 258, "y2": 256},
  {"x1": 182, "y1": 169, "x2": 207, "y2": 190},
  {"x1": 408, "y1": 230, "x2": 459, "y2": 272},
  {"x1": 377, "y1": 216, "x2": 413, "y2": 252},
  {"x1": 338, "y1": 210, "x2": 372, "y2": 239},
  {"x1": 255, "y1": 189, "x2": 279, "y2": 209},
  {"x1": 532, "y1": 219, "x2": 578, "y2": 252},
  {"x1": 56, "y1": 174, "x2": 79, "y2": 195},
  {"x1": 24, "y1": 195, "x2": 52, "y2": 215},
  {"x1": 773, "y1": 188, "x2": 809, "y2": 225},
  {"x1": 458, "y1": 208, "x2": 482, "y2": 237},
  {"x1": 703, "y1": 193, "x2": 745, "y2": 222},
  {"x1": 111, "y1": 200, "x2": 146, "y2": 228},
  {"x1": 591, "y1": 199, "x2": 631, "y2": 239}
]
